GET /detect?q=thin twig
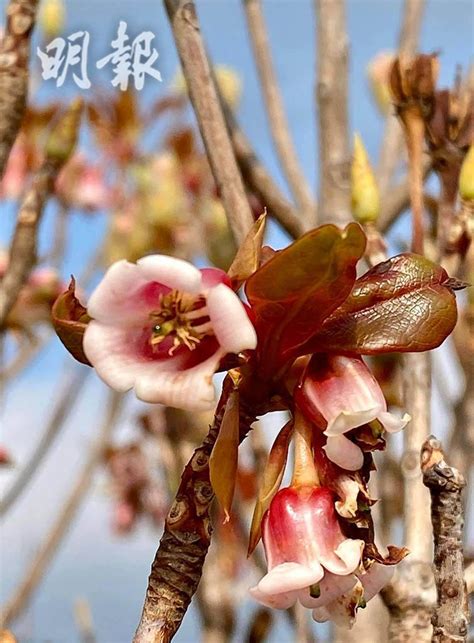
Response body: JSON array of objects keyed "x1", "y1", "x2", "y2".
[
  {"x1": 0, "y1": 390, "x2": 123, "y2": 628},
  {"x1": 74, "y1": 597, "x2": 97, "y2": 643},
  {"x1": 0, "y1": 0, "x2": 38, "y2": 178},
  {"x1": 243, "y1": 0, "x2": 315, "y2": 223},
  {"x1": 377, "y1": 0, "x2": 426, "y2": 194},
  {"x1": 314, "y1": 0, "x2": 351, "y2": 225},
  {"x1": 164, "y1": 0, "x2": 254, "y2": 244},
  {"x1": 0, "y1": 365, "x2": 90, "y2": 516},
  {"x1": 421, "y1": 436, "x2": 470, "y2": 642},
  {"x1": 133, "y1": 377, "x2": 261, "y2": 643}
]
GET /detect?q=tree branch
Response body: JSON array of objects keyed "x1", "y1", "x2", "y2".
[
  {"x1": 243, "y1": 0, "x2": 315, "y2": 222},
  {"x1": 164, "y1": 0, "x2": 254, "y2": 244},
  {"x1": 133, "y1": 376, "x2": 260, "y2": 643},
  {"x1": 0, "y1": 0, "x2": 38, "y2": 178},
  {"x1": 0, "y1": 366, "x2": 90, "y2": 516},
  {"x1": 314, "y1": 0, "x2": 351, "y2": 225},
  {"x1": 421, "y1": 436, "x2": 469, "y2": 642},
  {"x1": 377, "y1": 0, "x2": 425, "y2": 195},
  {"x1": 0, "y1": 391, "x2": 123, "y2": 629}
]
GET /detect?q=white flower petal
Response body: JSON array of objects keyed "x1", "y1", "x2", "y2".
[
  {"x1": 134, "y1": 349, "x2": 224, "y2": 411},
  {"x1": 299, "y1": 572, "x2": 357, "y2": 609},
  {"x1": 325, "y1": 408, "x2": 380, "y2": 436},
  {"x1": 358, "y1": 563, "x2": 394, "y2": 602},
  {"x1": 312, "y1": 606, "x2": 331, "y2": 623},
  {"x1": 249, "y1": 585, "x2": 297, "y2": 610},
  {"x1": 331, "y1": 540, "x2": 364, "y2": 575},
  {"x1": 323, "y1": 435, "x2": 364, "y2": 471},
  {"x1": 87, "y1": 260, "x2": 151, "y2": 325},
  {"x1": 137, "y1": 255, "x2": 202, "y2": 293},
  {"x1": 378, "y1": 411, "x2": 411, "y2": 433},
  {"x1": 206, "y1": 283, "x2": 257, "y2": 354},
  {"x1": 258, "y1": 562, "x2": 324, "y2": 596},
  {"x1": 83, "y1": 321, "x2": 144, "y2": 391}
]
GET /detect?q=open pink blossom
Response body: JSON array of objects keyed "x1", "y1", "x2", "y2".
[
  {"x1": 297, "y1": 354, "x2": 410, "y2": 470},
  {"x1": 249, "y1": 486, "x2": 364, "y2": 611},
  {"x1": 83, "y1": 256, "x2": 257, "y2": 410}
]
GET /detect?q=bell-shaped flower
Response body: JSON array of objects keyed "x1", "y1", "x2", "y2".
[
  {"x1": 249, "y1": 485, "x2": 364, "y2": 611},
  {"x1": 297, "y1": 354, "x2": 409, "y2": 470},
  {"x1": 83, "y1": 256, "x2": 257, "y2": 411}
]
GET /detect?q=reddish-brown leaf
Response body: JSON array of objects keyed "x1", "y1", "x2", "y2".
[
  {"x1": 245, "y1": 223, "x2": 366, "y2": 374},
  {"x1": 52, "y1": 277, "x2": 91, "y2": 366},
  {"x1": 227, "y1": 212, "x2": 266, "y2": 289},
  {"x1": 301, "y1": 253, "x2": 460, "y2": 356}
]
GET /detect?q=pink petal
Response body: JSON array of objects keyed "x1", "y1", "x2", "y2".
[
  {"x1": 299, "y1": 572, "x2": 357, "y2": 609},
  {"x1": 134, "y1": 348, "x2": 225, "y2": 411},
  {"x1": 358, "y1": 563, "x2": 394, "y2": 602},
  {"x1": 331, "y1": 540, "x2": 364, "y2": 575},
  {"x1": 323, "y1": 435, "x2": 364, "y2": 471},
  {"x1": 312, "y1": 606, "x2": 331, "y2": 623},
  {"x1": 83, "y1": 321, "x2": 147, "y2": 391},
  {"x1": 206, "y1": 283, "x2": 257, "y2": 354},
  {"x1": 87, "y1": 260, "x2": 151, "y2": 325},
  {"x1": 200, "y1": 267, "x2": 231, "y2": 288},
  {"x1": 249, "y1": 585, "x2": 297, "y2": 610},
  {"x1": 378, "y1": 411, "x2": 411, "y2": 433},
  {"x1": 137, "y1": 255, "x2": 202, "y2": 293},
  {"x1": 257, "y1": 562, "x2": 324, "y2": 596},
  {"x1": 325, "y1": 407, "x2": 380, "y2": 436}
]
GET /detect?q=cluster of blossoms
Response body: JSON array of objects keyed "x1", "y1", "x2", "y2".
[{"x1": 54, "y1": 221, "x2": 460, "y2": 627}]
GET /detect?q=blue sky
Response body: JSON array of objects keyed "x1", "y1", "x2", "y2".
[{"x1": 1, "y1": 1, "x2": 473, "y2": 640}]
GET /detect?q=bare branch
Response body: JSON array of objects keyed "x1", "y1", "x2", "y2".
[
  {"x1": 0, "y1": 99, "x2": 82, "y2": 327},
  {"x1": 378, "y1": 0, "x2": 426, "y2": 194},
  {"x1": 164, "y1": 0, "x2": 254, "y2": 244},
  {"x1": 0, "y1": 391, "x2": 123, "y2": 629},
  {"x1": 421, "y1": 436, "x2": 470, "y2": 642},
  {"x1": 133, "y1": 377, "x2": 259, "y2": 643},
  {"x1": 0, "y1": 366, "x2": 90, "y2": 516},
  {"x1": 243, "y1": 0, "x2": 315, "y2": 222},
  {"x1": 314, "y1": 0, "x2": 351, "y2": 225},
  {"x1": 0, "y1": 0, "x2": 38, "y2": 177}
]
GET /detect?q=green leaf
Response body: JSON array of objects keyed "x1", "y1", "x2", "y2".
[
  {"x1": 248, "y1": 420, "x2": 293, "y2": 555},
  {"x1": 52, "y1": 277, "x2": 91, "y2": 366},
  {"x1": 245, "y1": 223, "x2": 366, "y2": 373},
  {"x1": 209, "y1": 389, "x2": 240, "y2": 523},
  {"x1": 301, "y1": 253, "x2": 460, "y2": 355}
]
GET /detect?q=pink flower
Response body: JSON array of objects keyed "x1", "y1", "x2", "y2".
[
  {"x1": 249, "y1": 486, "x2": 364, "y2": 611},
  {"x1": 83, "y1": 256, "x2": 257, "y2": 410},
  {"x1": 297, "y1": 354, "x2": 409, "y2": 470}
]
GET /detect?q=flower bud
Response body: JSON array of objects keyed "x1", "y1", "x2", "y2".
[
  {"x1": 39, "y1": 0, "x2": 65, "y2": 40},
  {"x1": 351, "y1": 134, "x2": 380, "y2": 224},
  {"x1": 366, "y1": 51, "x2": 394, "y2": 116},
  {"x1": 459, "y1": 144, "x2": 474, "y2": 201}
]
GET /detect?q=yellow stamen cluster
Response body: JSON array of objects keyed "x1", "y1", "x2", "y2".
[{"x1": 149, "y1": 290, "x2": 211, "y2": 355}]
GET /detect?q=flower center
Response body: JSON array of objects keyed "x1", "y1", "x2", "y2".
[{"x1": 149, "y1": 290, "x2": 213, "y2": 355}]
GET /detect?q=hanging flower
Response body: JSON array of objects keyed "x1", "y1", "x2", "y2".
[
  {"x1": 297, "y1": 354, "x2": 409, "y2": 470},
  {"x1": 83, "y1": 256, "x2": 257, "y2": 410},
  {"x1": 249, "y1": 485, "x2": 365, "y2": 611}
]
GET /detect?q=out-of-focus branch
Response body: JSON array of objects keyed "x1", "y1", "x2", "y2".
[
  {"x1": 421, "y1": 436, "x2": 469, "y2": 642},
  {"x1": 382, "y1": 352, "x2": 436, "y2": 641},
  {"x1": 314, "y1": 0, "x2": 351, "y2": 225},
  {"x1": 465, "y1": 562, "x2": 474, "y2": 595},
  {"x1": 378, "y1": 157, "x2": 432, "y2": 233},
  {"x1": 377, "y1": 0, "x2": 425, "y2": 194},
  {"x1": 243, "y1": 0, "x2": 315, "y2": 223},
  {"x1": 164, "y1": 0, "x2": 254, "y2": 244},
  {"x1": 0, "y1": 366, "x2": 90, "y2": 516},
  {"x1": 74, "y1": 597, "x2": 97, "y2": 643},
  {"x1": 0, "y1": 391, "x2": 123, "y2": 629},
  {"x1": 225, "y1": 108, "x2": 307, "y2": 239},
  {"x1": 133, "y1": 377, "x2": 260, "y2": 643},
  {"x1": 0, "y1": 99, "x2": 82, "y2": 328},
  {"x1": 0, "y1": 0, "x2": 38, "y2": 177}
]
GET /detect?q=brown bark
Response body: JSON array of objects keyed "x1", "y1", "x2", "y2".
[
  {"x1": 164, "y1": 0, "x2": 254, "y2": 245},
  {"x1": 314, "y1": 0, "x2": 351, "y2": 225},
  {"x1": 133, "y1": 377, "x2": 262, "y2": 643},
  {"x1": 421, "y1": 436, "x2": 470, "y2": 643},
  {"x1": 0, "y1": 0, "x2": 38, "y2": 177}
]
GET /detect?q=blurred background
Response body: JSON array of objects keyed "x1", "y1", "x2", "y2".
[{"x1": 1, "y1": 0, "x2": 472, "y2": 641}]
